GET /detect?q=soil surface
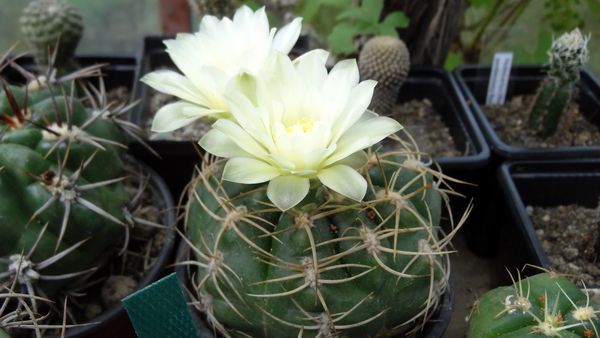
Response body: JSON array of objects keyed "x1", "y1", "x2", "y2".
[
  {"x1": 482, "y1": 94, "x2": 600, "y2": 148},
  {"x1": 529, "y1": 203, "x2": 600, "y2": 286},
  {"x1": 382, "y1": 99, "x2": 463, "y2": 158}
]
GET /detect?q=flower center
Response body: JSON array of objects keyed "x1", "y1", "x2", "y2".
[{"x1": 286, "y1": 117, "x2": 315, "y2": 133}]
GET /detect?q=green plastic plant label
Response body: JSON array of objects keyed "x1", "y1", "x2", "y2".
[{"x1": 122, "y1": 273, "x2": 198, "y2": 338}]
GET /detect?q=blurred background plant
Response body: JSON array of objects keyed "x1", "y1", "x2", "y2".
[
  {"x1": 1, "y1": 0, "x2": 599, "y2": 74},
  {"x1": 449, "y1": 0, "x2": 600, "y2": 72}
]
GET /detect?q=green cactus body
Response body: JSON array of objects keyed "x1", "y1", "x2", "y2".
[
  {"x1": 358, "y1": 36, "x2": 410, "y2": 116},
  {"x1": 528, "y1": 28, "x2": 590, "y2": 138},
  {"x1": 20, "y1": 0, "x2": 84, "y2": 73},
  {"x1": 185, "y1": 152, "x2": 452, "y2": 337},
  {"x1": 467, "y1": 273, "x2": 600, "y2": 338},
  {"x1": 0, "y1": 82, "x2": 129, "y2": 297}
]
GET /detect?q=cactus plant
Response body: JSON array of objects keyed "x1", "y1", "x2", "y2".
[
  {"x1": 0, "y1": 50, "x2": 170, "y2": 332},
  {"x1": 19, "y1": 0, "x2": 84, "y2": 75},
  {"x1": 358, "y1": 36, "x2": 410, "y2": 116},
  {"x1": 528, "y1": 28, "x2": 590, "y2": 138},
  {"x1": 183, "y1": 147, "x2": 464, "y2": 337},
  {"x1": 467, "y1": 271, "x2": 600, "y2": 338}
]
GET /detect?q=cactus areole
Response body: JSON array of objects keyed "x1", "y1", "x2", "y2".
[
  {"x1": 0, "y1": 79, "x2": 129, "y2": 298},
  {"x1": 467, "y1": 273, "x2": 600, "y2": 338},
  {"x1": 184, "y1": 151, "x2": 455, "y2": 338}
]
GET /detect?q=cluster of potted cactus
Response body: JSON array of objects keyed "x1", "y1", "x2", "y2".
[{"x1": 3, "y1": 1, "x2": 600, "y2": 337}]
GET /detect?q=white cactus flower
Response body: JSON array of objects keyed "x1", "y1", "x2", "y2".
[
  {"x1": 141, "y1": 5, "x2": 302, "y2": 133},
  {"x1": 200, "y1": 51, "x2": 402, "y2": 210}
]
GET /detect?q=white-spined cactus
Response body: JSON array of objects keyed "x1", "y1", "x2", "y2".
[{"x1": 528, "y1": 28, "x2": 590, "y2": 138}]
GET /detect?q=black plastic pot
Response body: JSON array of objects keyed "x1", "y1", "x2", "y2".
[
  {"x1": 453, "y1": 64, "x2": 600, "y2": 161},
  {"x1": 174, "y1": 238, "x2": 454, "y2": 338},
  {"x1": 397, "y1": 66, "x2": 490, "y2": 175},
  {"x1": 495, "y1": 159, "x2": 600, "y2": 285},
  {"x1": 2, "y1": 54, "x2": 137, "y2": 91}
]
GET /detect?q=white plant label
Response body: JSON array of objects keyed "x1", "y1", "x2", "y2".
[{"x1": 486, "y1": 52, "x2": 513, "y2": 106}]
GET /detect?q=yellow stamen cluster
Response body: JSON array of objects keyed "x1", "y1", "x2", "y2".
[{"x1": 286, "y1": 117, "x2": 315, "y2": 133}]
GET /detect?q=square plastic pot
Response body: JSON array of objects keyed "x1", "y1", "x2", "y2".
[
  {"x1": 495, "y1": 159, "x2": 600, "y2": 284},
  {"x1": 2, "y1": 54, "x2": 137, "y2": 91},
  {"x1": 453, "y1": 64, "x2": 600, "y2": 161}
]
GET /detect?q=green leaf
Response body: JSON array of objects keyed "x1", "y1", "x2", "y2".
[
  {"x1": 533, "y1": 30, "x2": 553, "y2": 63},
  {"x1": 375, "y1": 24, "x2": 400, "y2": 37},
  {"x1": 587, "y1": 0, "x2": 600, "y2": 17},
  {"x1": 380, "y1": 11, "x2": 410, "y2": 29},
  {"x1": 239, "y1": 0, "x2": 261, "y2": 11},
  {"x1": 360, "y1": 0, "x2": 384, "y2": 23},
  {"x1": 297, "y1": 0, "x2": 321, "y2": 20},
  {"x1": 471, "y1": 0, "x2": 496, "y2": 9},
  {"x1": 336, "y1": 7, "x2": 364, "y2": 21},
  {"x1": 444, "y1": 52, "x2": 462, "y2": 71},
  {"x1": 328, "y1": 22, "x2": 360, "y2": 55},
  {"x1": 321, "y1": 0, "x2": 352, "y2": 7}
]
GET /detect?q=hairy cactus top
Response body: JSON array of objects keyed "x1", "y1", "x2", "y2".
[
  {"x1": 358, "y1": 36, "x2": 410, "y2": 115},
  {"x1": 547, "y1": 28, "x2": 590, "y2": 84},
  {"x1": 527, "y1": 28, "x2": 591, "y2": 138},
  {"x1": 20, "y1": 0, "x2": 84, "y2": 72}
]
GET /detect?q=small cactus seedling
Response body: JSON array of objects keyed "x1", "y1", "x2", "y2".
[
  {"x1": 528, "y1": 28, "x2": 590, "y2": 138},
  {"x1": 20, "y1": 0, "x2": 84, "y2": 75},
  {"x1": 358, "y1": 36, "x2": 410, "y2": 115},
  {"x1": 467, "y1": 271, "x2": 600, "y2": 338}
]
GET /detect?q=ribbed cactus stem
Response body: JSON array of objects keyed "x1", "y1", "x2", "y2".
[
  {"x1": 358, "y1": 36, "x2": 410, "y2": 115},
  {"x1": 20, "y1": 0, "x2": 83, "y2": 73},
  {"x1": 528, "y1": 28, "x2": 590, "y2": 138}
]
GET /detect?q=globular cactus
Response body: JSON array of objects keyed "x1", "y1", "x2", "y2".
[
  {"x1": 358, "y1": 36, "x2": 410, "y2": 115},
  {"x1": 20, "y1": 0, "x2": 84, "y2": 73},
  {"x1": 0, "y1": 72, "x2": 129, "y2": 302},
  {"x1": 528, "y1": 28, "x2": 590, "y2": 138},
  {"x1": 183, "y1": 150, "x2": 463, "y2": 338},
  {"x1": 467, "y1": 272, "x2": 600, "y2": 338},
  {"x1": 0, "y1": 50, "x2": 163, "y2": 330}
]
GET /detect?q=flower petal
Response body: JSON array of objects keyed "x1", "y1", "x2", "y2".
[
  {"x1": 141, "y1": 70, "x2": 210, "y2": 106},
  {"x1": 267, "y1": 176, "x2": 310, "y2": 210},
  {"x1": 222, "y1": 157, "x2": 281, "y2": 184},
  {"x1": 328, "y1": 151, "x2": 368, "y2": 170},
  {"x1": 151, "y1": 101, "x2": 203, "y2": 133},
  {"x1": 337, "y1": 114, "x2": 402, "y2": 149},
  {"x1": 317, "y1": 165, "x2": 367, "y2": 202},
  {"x1": 200, "y1": 129, "x2": 256, "y2": 158},
  {"x1": 271, "y1": 17, "x2": 302, "y2": 54}
]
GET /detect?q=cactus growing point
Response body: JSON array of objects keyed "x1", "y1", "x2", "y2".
[{"x1": 467, "y1": 272, "x2": 600, "y2": 338}]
